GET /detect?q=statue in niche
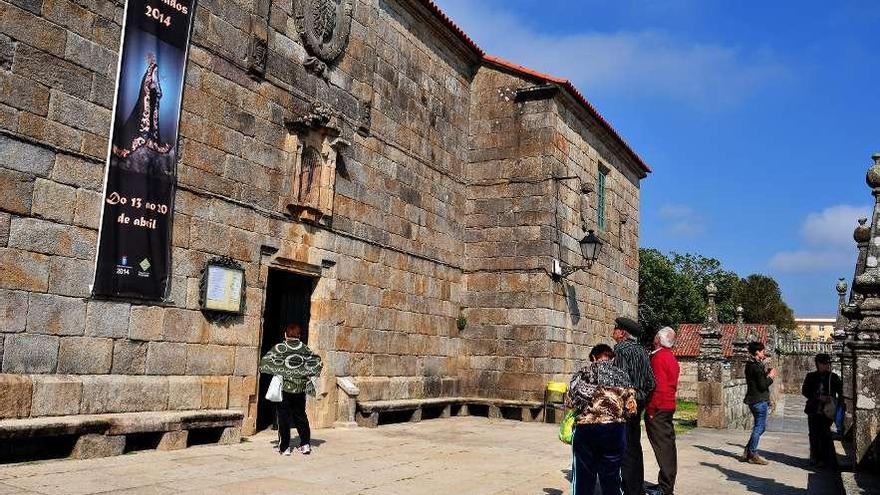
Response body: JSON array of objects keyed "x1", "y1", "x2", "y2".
[
  {"x1": 284, "y1": 101, "x2": 348, "y2": 225},
  {"x1": 298, "y1": 145, "x2": 321, "y2": 205}
]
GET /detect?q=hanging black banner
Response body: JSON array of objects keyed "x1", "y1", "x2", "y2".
[{"x1": 92, "y1": 0, "x2": 197, "y2": 300}]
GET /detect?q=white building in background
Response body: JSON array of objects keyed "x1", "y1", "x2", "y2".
[{"x1": 794, "y1": 316, "x2": 837, "y2": 341}]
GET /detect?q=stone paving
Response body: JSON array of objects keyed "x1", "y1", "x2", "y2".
[
  {"x1": 1, "y1": 398, "x2": 876, "y2": 495},
  {"x1": 767, "y1": 394, "x2": 810, "y2": 434}
]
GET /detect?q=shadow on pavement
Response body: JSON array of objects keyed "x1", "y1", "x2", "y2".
[
  {"x1": 700, "y1": 452, "x2": 849, "y2": 494},
  {"x1": 268, "y1": 438, "x2": 327, "y2": 449},
  {"x1": 693, "y1": 444, "x2": 740, "y2": 460},
  {"x1": 723, "y1": 442, "x2": 811, "y2": 470},
  {"x1": 700, "y1": 462, "x2": 804, "y2": 495},
  {"x1": 807, "y1": 471, "x2": 846, "y2": 494}
]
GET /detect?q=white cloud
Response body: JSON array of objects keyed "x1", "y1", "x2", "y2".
[
  {"x1": 769, "y1": 204, "x2": 869, "y2": 274},
  {"x1": 768, "y1": 250, "x2": 853, "y2": 273},
  {"x1": 658, "y1": 204, "x2": 704, "y2": 237},
  {"x1": 433, "y1": 0, "x2": 788, "y2": 109},
  {"x1": 800, "y1": 205, "x2": 869, "y2": 248}
]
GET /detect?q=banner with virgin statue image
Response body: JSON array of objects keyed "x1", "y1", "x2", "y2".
[{"x1": 92, "y1": 0, "x2": 196, "y2": 300}]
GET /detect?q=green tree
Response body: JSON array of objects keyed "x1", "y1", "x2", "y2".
[
  {"x1": 638, "y1": 248, "x2": 703, "y2": 333},
  {"x1": 670, "y1": 252, "x2": 741, "y2": 323},
  {"x1": 734, "y1": 274, "x2": 796, "y2": 330}
]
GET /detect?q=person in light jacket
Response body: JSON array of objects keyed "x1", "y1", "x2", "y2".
[{"x1": 259, "y1": 322, "x2": 322, "y2": 456}]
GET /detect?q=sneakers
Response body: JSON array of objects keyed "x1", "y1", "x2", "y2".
[
  {"x1": 279, "y1": 445, "x2": 311, "y2": 456},
  {"x1": 747, "y1": 453, "x2": 769, "y2": 465}
]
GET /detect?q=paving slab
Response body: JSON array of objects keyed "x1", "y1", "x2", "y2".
[{"x1": 0, "y1": 414, "x2": 875, "y2": 494}]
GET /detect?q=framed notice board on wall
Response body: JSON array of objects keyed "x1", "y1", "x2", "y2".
[{"x1": 199, "y1": 256, "x2": 246, "y2": 322}]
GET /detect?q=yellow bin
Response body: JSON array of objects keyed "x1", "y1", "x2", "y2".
[{"x1": 546, "y1": 381, "x2": 567, "y2": 403}]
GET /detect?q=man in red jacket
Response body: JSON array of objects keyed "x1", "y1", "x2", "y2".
[{"x1": 646, "y1": 326, "x2": 680, "y2": 495}]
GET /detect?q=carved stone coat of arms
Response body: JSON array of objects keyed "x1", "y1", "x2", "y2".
[{"x1": 295, "y1": 0, "x2": 353, "y2": 76}]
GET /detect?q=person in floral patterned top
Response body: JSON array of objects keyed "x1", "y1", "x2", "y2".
[{"x1": 566, "y1": 344, "x2": 638, "y2": 495}]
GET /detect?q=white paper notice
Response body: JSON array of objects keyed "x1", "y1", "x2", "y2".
[
  {"x1": 229, "y1": 272, "x2": 242, "y2": 305},
  {"x1": 206, "y1": 266, "x2": 226, "y2": 302}
]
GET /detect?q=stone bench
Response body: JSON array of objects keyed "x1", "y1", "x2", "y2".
[
  {"x1": 355, "y1": 397, "x2": 543, "y2": 428},
  {"x1": 0, "y1": 409, "x2": 243, "y2": 462}
]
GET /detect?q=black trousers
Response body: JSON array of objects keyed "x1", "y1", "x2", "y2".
[
  {"x1": 622, "y1": 405, "x2": 645, "y2": 495},
  {"x1": 277, "y1": 391, "x2": 310, "y2": 452},
  {"x1": 646, "y1": 410, "x2": 677, "y2": 494},
  {"x1": 572, "y1": 422, "x2": 627, "y2": 495},
  {"x1": 807, "y1": 413, "x2": 835, "y2": 465}
]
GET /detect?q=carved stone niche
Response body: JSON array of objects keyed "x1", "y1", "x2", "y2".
[{"x1": 284, "y1": 101, "x2": 349, "y2": 225}]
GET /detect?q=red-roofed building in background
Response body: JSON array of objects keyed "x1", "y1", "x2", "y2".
[{"x1": 673, "y1": 324, "x2": 778, "y2": 401}]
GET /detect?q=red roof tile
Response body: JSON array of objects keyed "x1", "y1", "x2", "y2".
[
  {"x1": 418, "y1": 0, "x2": 484, "y2": 57},
  {"x1": 418, "y1": 1, "x2": 652, "y2": 175},
  {"x1": 674, "y1": 324, "x2": 773, "y2": 359}
]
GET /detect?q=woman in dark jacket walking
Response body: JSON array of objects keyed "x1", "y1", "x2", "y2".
[{"x1": 743, "y1": 341, "x2": 776, "y2": 464}]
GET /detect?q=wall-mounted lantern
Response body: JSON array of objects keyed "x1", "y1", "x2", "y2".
[{"x1": 553, "y1": 229, "x2": 603, "y2": 279}]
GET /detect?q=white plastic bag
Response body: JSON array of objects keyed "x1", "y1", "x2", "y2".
[{"x1": 266, "y1": 375, "x2": 283, "y2": 402}]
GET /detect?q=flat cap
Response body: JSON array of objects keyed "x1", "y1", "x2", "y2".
[{"x1": 614, "y1": 317, "x2": 643, "y2": 338}]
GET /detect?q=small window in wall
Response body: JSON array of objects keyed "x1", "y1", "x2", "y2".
[{"x1": 597, "y1": 167, "x2": 608, "y2": 231}]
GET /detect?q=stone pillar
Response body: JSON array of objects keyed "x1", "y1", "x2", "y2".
[
  {"x1": 840, "y1": 153, "x2": 880, "y2": 471},
  {"x1": 832, "y1": 278, "x2": 849, "y2": 383},
  {"x1": 842, "y1": 221, "x2": 869, "y2": 433},
  {"x1": 731, "y1": 306, "x2": 748, "y2": 379},
  {"x1": 697, "y1": 283, "x2": 728, "y2": 428}
]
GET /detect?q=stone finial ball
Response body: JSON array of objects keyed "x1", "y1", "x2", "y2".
[
  {"x1": 706, "y1": 282, "x2": 717, "y2": 296},
  {"x1": 867, "y1": 154, "x2": 880, "y2": 188},
  {"x1": 837, "y1": 277, "x2": 848, "y2": 294},
  {"x1": 854, "y1": 217, "x2": 871, "y2": 243}
]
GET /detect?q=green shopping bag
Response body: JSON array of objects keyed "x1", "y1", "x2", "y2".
[{"x1": 559, "y1": 409, "x2": 576, "y2": 444}]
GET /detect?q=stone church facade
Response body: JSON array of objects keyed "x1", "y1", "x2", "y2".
[{"x1": 0, "y1": 0, "x2": 649, "y2": 435}]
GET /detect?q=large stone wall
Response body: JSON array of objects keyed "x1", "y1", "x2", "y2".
[
  {"x1": 678, "y1": 358, "x2": 697, "y2": 401},
  {"x1": 0, "y1": 0, "x2": 479, "y2": 432},
  {"x1": 0, "y1": 0, "x2": 644, "y2": 432},
  {"x1": 777, "y1": 353, "x2": 817, "y2": 395},
  {"x1": 461, "y1": 65, "x2": 642, "y2": 401}
]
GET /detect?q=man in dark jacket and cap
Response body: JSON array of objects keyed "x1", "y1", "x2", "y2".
[{"x1": 612, "y1": 316, "x2": 656, "y2": 495}]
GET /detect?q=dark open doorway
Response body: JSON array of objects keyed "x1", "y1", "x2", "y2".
[{"x1": 256, "y1": 268, "x2": 316, "y2": 432}]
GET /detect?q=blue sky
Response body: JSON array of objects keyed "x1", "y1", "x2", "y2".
[{"x1": 434, "y1": 0, "x2": 880, "y2": 316}]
